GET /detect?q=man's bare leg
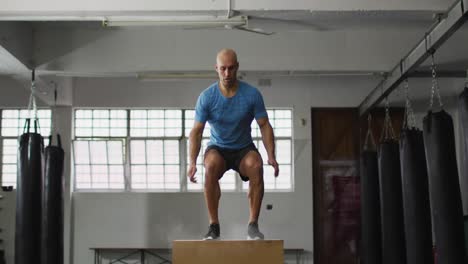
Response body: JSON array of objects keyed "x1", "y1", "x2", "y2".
[
  {"x1": 239, "y1": 151, "x2": 265, "y2": 240},
  {"x1": 204, "y1": 150, "x2": 226, "y2": 224},
  {"x1": 239, "y1": 151, "x2": 264, "y2": 224}
]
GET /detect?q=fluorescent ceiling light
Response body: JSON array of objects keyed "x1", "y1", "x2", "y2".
[
  {"x1": 103, "y1": 15, "x2": 247, "y2": 27},
  {"x1": 0, "y1": 16, "x2": 104, "y2": 21},
  {"x1": 138, "y1": 72, "x2": 218, "y2": 80}
]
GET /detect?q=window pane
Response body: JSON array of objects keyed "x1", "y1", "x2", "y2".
[
  {"x1": 75, "y1": 110, "x2": 92, "y2": 118},
  {"x1": 130, "y1": 139, "x2": 180, "y2": 190},
  {"x1": 90, "y1": 141, "x2": 108, "y2": 164},
  {"x1": 108, "y1": 141, "x2": 124, "y2": 164},
  {"x1": 276, "y1": 140, "x2": 291, "y2": 164},
  {"x1": 74, "y1": 141, "x2": 90, "y2": 164},
  {"x1": 146, "y1": 140, "x2": 163, "y2": 164},
  {"x1": 148, "y1": 110, "x2": 164, "y2": 119},
  {"x1": 93, "y1": 110, "x2": 109, "y2": 119},
  {"x1": 131, "y1": 110, "x2": 147, "y2": 119},
  {"x1": 130, "y1": 110, "x2": 182, "y2": 138},
  {"x1": 184, "y1": 110, "x2": 211, "y2": 137},
  {"x1": 164, "y1": 165, "x2": 180, "y2": 189},
  {"x1": 275, "y1": 110, "x2": 291, "y2": 118},
  {"x1": 110, "y1": 110, "x2": 127, "y2": 119},
  {"x1": 164, "y1": 141, "x2": 179, "y2": 164},
  {"x1": 73, "y1": 140, "x2": 124, "y2": 190},
  {"x1": 187, "y1": 139, "x2": 210, "y2": 191},
  {"x1": 75, "y1": 128, "x2": 91, "y2": 137},
  {"x1": 75, "y1": 109, "x2": 127, "y2": 138},
  {"x1": 131, "y1": 141, "x2": 146, "y2": 164}
]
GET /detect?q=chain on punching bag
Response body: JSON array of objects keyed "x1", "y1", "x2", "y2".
[
  {"x1": 399, "y1": 80, "x2": 433, "y2": 264},
  {"x1": 378, "y1": 101, "x2": 406, "y2": 264},
  {"x1": 41, "y1": 134, "x2": 65, "y2": 264},
  {"x1": 423, "y1": 57, "x2": 466, "y2": 264},
  {"x1": 16, "y1": 118, "x2": 44, "y2": 264},
  {"x1": 360, "y1": 114, "x2": 382, "y2": 264}
]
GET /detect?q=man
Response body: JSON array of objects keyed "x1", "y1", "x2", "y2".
[{"x1": 187, "y1": 48, "x2": 279, "y2": 240}]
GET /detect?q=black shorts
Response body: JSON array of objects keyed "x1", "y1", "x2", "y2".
[{"x1": 204, "y1": 143, "x2": 260, "y2": 182}]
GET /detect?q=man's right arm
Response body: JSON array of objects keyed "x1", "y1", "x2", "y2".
[{"x1": 187, "y1": 121, "x2": 206, "y2": 183}]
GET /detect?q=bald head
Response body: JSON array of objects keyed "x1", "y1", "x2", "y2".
[
  {"x1": 216, "y1": 48, "x2": 238, "y2": 64},
  {"x1": 215, "y1": 49, "x2": 239, "y2": 89}
]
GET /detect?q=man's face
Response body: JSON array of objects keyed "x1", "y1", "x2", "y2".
[{"x1": 216, "y1": 54, "x2": 238, "y2": 88}]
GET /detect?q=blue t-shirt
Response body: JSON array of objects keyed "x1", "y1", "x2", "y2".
[{"x1": 195, "y1": 81, "x2": 268, "y2": 149}]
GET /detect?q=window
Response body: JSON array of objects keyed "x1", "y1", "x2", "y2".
[
  {"x1": 73, "y1": 108, "x2": 293, "y2": 192},
  {"x1": 74, "y1": 110, "x2": 128, "y2": 190},
  {"x1": 1, "y1": 109, "x2": 52, "y2": 188},
  {"x1": 74, "y1": 109, "x2": 184, "y2": 191}
]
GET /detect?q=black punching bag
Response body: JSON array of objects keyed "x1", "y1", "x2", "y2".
[
  {"x1": 378, "y1": 140, "x2": 406, "y2": 264},
  {"x1": 41, "y1": 134, "x2": 65, "y2": 264},
  {"x1": 399, "y1": 128, "x2": 433, "y2": 264},
  {"x1": 459, "y1": 87, "x2": 468, "y2": 204},
  {"x1": 15, "y1": 119, "x2": 43, "y2": 264},
  {"x1": 360, "y1": 150, "x2": 382, "y2": 264},
  {"x1": 423, "y1": 110, "x2": 466, "y2": 264}
]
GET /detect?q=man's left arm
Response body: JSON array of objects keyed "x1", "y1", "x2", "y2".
[{"x1": 257, "y1": 117, "x2": 279, "y2": 177}]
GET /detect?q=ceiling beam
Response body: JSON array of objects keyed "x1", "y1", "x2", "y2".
[{"x1": 358, "y1": 0, "x2": 468, "y2": 116}]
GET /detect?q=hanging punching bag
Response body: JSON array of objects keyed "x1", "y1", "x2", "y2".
[
  {"x1": 360, "y1": 150, "x2": 382, "y2": 264},
  {"x1": 15, "y1": 119, "x2": 43, "y2": 264},
  {"x1": 379, "y1": 139, "x2": 406, "y2": 264},
  {"x1": 399, "y1": 128, "x2": 433, "y2": 264},
  {"x1": 41, "y1": 134, "x2": 65, "y2": 264},
  {"x1": 423, "y1": 110, "x2": 466, "y2": 264},
  {"x1": 459, "y1": 87, "x2": 468, "y2": 206}
]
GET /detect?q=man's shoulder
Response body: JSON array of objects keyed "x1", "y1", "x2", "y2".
[
  {"x1": 200, "y1": 82, "x2": 218, "y2": 97},
  {"x1": 239, "y1": 80, "x2": 260, "y2": 94}
]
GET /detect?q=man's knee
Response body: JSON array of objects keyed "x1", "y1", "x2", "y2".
[
  {"x1": 204, "y1": 160, "x2": 224, "y2": 175},
  {"x1": 204, "y1": 150, "x2": 225, "y2": 172},
  {"x1": 243, "y1": 153, "x2": 263, "y2": 172}
]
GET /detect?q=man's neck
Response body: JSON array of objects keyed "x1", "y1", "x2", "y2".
[{"x1": 219, "y1": 80, "x2": 239, "y2": 97}]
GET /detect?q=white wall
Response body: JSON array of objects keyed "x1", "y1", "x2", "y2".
[
  {"x1": 0, "y1": 190, "x2": 15, "y2": 264},
  {"x1": 0, "y1": 77, "x2": 33, "y2": 107}
]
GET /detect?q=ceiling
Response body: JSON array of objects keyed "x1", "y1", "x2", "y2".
[{"x1": 0, "y1": 0, "x2": 467, "y2": 106}]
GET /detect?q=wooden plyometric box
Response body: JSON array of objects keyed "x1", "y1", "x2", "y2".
[{"x1": 172, "y1": 240, "x2": 284, "y2": 264}]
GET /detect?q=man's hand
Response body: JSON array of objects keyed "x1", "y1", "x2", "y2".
[
  {"x1": 187, "y1": 164, "x2": 198, "y2": 183},
  {"x1": 268, "y1": 158, "x2": 279, "y2": 177}
]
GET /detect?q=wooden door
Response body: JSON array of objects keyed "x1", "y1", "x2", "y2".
[
  {"x1": 312, "y1": 108, "x2": 360, "y2": 264},
  {"x1": 312, "y1": 107, "x2": 404, "y2": 264}
]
